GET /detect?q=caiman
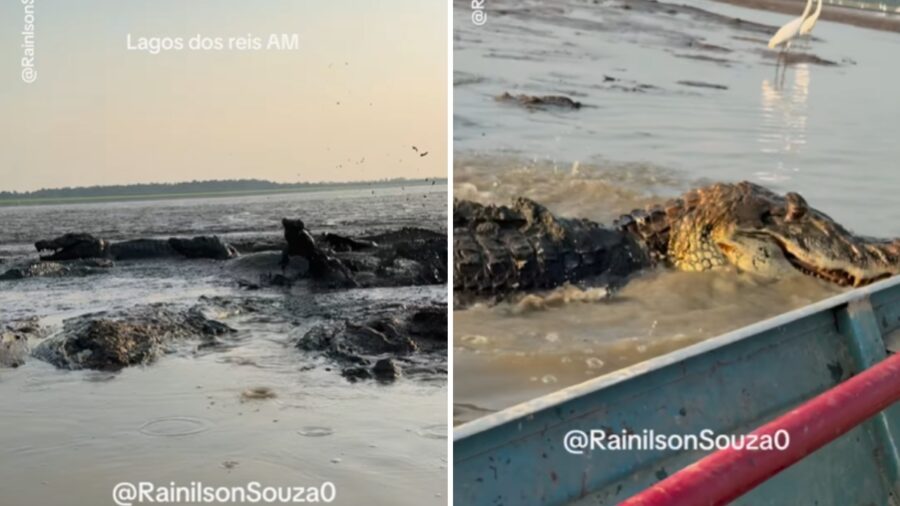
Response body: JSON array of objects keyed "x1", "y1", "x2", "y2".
[
  {"x1": 26, "y1": 222, "x2": 447, "y2": 288},
  {"x1": 35, "y1": 234, "x2": 238, "y2": 261},
  {"x1": 454, "y1": 181, "x2": 899, "y2": 298}
]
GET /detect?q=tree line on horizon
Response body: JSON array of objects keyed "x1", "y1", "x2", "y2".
[{"x1": 0, "y1": 177, "x2": 445, "y2": 200}]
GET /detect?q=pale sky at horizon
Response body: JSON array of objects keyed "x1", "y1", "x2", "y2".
[{"x1": 0, "y1": 0, "x2": 447, "y2": 192}]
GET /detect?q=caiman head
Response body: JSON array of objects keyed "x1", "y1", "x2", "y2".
[
  {"x1": 34, "y1": 233, "x2": 108, "y2": 261},
  {"x1": 618, "y1": 182, "x2": 898, "y2": 287}
]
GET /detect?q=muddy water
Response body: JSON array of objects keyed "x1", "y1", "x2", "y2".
[
  {"x1": 453, "y1": 0, "x2": 900, "y2": 424},
  {"x1": 0, "y1": 186, "x2": 448, "y2": 505}
]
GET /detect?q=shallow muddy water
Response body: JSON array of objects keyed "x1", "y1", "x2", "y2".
[
  {"x1": 0, "y1": 186, "x2": 448, "y2": 505},
  {"x1": 453, "y1": 0, "x2": 900, "y2": 424}
]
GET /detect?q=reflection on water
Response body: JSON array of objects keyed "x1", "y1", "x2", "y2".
[{"x1": 757, "y1": 64, "x2": 811, "y2": 183}]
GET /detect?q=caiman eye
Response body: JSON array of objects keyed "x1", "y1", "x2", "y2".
[{"x1": 785, "y1": 192, "x2": 808, "y2": 222}]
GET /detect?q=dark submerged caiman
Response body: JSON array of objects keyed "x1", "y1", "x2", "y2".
[
  {"x1": 35, "y1": 234, "x2": 238, "y2": 261},
  {"x1": 455, "y1": 181, "x2": 899, "y2": 299},
  {"x1": 7, "y1": 220, "x2": 448, "y2": 379},
  {"x1": 21, "y1": 221, "x2": 446, "y2": 288}
]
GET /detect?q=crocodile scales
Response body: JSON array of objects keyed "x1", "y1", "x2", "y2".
[{"x1": 454, "y1": 181, "x2": 899, "y2": 298}]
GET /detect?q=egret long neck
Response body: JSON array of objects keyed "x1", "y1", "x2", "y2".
[
  {"x1": 812, "y1": 0, "x2": 823, "y2": 17},
  {"x1": 801, "y1": 0, "x2": 814, "y2": 18}
]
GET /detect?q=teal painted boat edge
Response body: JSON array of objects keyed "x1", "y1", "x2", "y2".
[
  {"x1": 454, "y1": 276, "x2": 900, "y2": 506},
  {"x1": 836, "y1": 298, "x2": 900, "y2": 491}
]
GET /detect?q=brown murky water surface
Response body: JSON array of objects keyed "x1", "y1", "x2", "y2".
[{"x1": 453, "y1": 0, "x2": 900, "y2": 424}]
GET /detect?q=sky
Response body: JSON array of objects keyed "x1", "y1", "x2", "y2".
[{"x1": 0, "y1": 0, "x2": 447, "y2": 192}]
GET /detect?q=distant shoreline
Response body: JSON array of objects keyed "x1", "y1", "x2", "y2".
[
  {"x1": 710, "y1": 0, "x2": 900, "y2": 32},
  {"x1": 0, "y1": 179, "x2": 446, "y2": 207}
]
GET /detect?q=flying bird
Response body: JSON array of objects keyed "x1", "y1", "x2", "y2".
[{"x1": 419, "y1": 152, "x2": 429, "y2": 158}]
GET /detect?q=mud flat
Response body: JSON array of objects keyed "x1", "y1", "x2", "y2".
[{"x1": 0, "y1": 187, "x2": 449, "y2": 504}]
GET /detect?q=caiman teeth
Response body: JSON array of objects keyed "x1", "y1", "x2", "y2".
[
  {"x1": 775, "y1": 240, "x2": 889, "y2": 287},
  {"x1": 783, "y1": 248, "x2": 853, "y2": 286},
  {"x1": 737, "y1": 231, "x2": 872, "y2": 287}
]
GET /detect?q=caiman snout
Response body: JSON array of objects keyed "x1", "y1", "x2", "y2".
[{"x1": 35, "y1": 233, "x2": 107, "y2": 261}]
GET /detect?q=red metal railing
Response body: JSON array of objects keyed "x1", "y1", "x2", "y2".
[{"x1": 620, "y1": 351, "x2": 900, "y2": 506}]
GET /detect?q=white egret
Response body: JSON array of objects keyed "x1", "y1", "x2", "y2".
[
  {"x1": 767, "y1": 0, "x2": 814, "y2": 50},
  {"x1": 800, "y1": 0, "x2": 824, "y2": 36}
]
